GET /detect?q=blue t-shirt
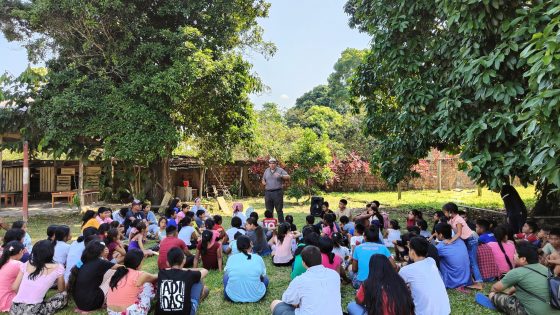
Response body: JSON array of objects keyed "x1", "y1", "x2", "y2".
[
  {"x1": 478, "y1": 232, "x2": 497, "y2": 244},
  {"x1": 352, "y1": 242, "x2": 391, "y2": 281},
  {"x1": 436, "y1": 240, "x2": 470, "y2": 288},
  {"x1": 224, "y1": 253, "x2": 267, "y2": 302},
  {"x1": 166, "y1": 218, "x2": 178, "y2": 228}
]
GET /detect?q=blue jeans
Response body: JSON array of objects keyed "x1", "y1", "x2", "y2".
[
  {"x1": 464, "y1": 236, "x2": 483, "y2": 283},
  {"x1": 190, "y1": 282, "x2": 203, "y2": 315},
  {"x1": 223, "y1": 274, "x2": 269, "y2": 301},
  {"x1": 347, "y1": 302, "x2": 366, "y2": 315}
]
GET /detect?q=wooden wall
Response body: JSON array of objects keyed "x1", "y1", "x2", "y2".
[
  {"x1": 1, "y1": 168, "x2": 24, "y2": 192},
  {"x1": 39, "y1": 167, "x2": 55, "y2": 192}
]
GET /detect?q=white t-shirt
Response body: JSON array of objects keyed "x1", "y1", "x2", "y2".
[
  {"x1": 398, "y1": 257, "x2": 450, "y2": 315},
  {"x1": 53, "y1": 241, "x2": 71, "y2": 265},
  {"x1": 332, "y1": 246, "x2": 350, "y2": 260},
  {"x1": 350, "y1": 236, "x2": 364, "y2": 253},
  {"x1": 384, "y1": 229, "x2": 401, "y2": 248},
  {"x1": 178, "y1": 226, "x2": 196, "y2": 246},
  {"x1": 226, "y1": 227, "x2": 246, "y2": 242}
]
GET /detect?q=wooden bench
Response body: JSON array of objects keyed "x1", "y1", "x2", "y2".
[
  {"x1": 83, "y1": 191, "x2": 100, "y2": 205},
  {"x1": 51, "y1": 191, "x2": 76, "y2": 208},
  {"x1": 0, "y1": 193, "x2": 18, "y2": 207}
]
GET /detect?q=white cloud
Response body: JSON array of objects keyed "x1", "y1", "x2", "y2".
[{"x1": 280, "y1": 94, "x2": 290, "y2": 100}]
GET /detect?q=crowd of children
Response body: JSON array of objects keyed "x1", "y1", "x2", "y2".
[{"x1": 0, "y1": 196, "x2": 558, "y2": 315}]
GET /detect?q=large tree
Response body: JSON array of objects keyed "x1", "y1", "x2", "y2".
[
  {"x1": 1, "y1": 0, "x2": 273, "y2": 201},
  {"x1": 345, "y1": 0, "x2": 559, "y2": 213}
]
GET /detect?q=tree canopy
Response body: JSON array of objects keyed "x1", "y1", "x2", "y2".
[
  {"x1": 345, "y1": 0, "x2": 560, "y2": 200},
  {"x1": 0, "y1": 0, "x2": 273, "y2": 164}
]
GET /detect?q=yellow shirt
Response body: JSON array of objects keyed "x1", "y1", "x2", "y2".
[{"x1": 82, "y1": 218, "x2": 100, "y2": 232}]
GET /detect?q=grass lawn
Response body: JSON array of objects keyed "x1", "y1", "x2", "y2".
[{"x1": 1, "y1": 187, "x2": 536, "y2": 315}]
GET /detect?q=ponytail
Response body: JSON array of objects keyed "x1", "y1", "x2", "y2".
[
  {"x1": 200, "y1": 230, "x2": 212, "y2": 256},
  {"x1": 236, "y1": 235, "x2": 252, "y2": 260},
  {"x1": 109, "y1": 266, "x2": 129, "y2": 290},
  {"x1": 494, "y1": 225, "x2": 514, "y2": 270},
  {"x1": 109, "y1": 249, "x2": 143, "y2": 290},
  {"x1": 0, "y1": 241, "x2": 24, "y2": 269}
]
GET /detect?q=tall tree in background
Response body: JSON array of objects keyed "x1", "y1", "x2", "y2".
[
  {"x1": 345, "y1": 0, "x2": 559, "y2": 213},
  {"x1": 0, "y1": 0, "x2": 273, "y2": 201}
]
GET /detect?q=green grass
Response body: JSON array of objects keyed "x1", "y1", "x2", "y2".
[{"x1": 2, "y1": 187, "x2": 536, "y2": 314}]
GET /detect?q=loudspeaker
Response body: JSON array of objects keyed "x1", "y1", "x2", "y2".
[{"x1": 310, "y1": 196, "x2": 324, "y2": 217}]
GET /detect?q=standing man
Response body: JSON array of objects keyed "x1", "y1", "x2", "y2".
[{"x1": 262, "y1": 158, "x2": 289, "y2": 223}]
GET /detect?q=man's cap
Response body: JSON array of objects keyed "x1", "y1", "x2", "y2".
[
  {"x1": 132, "y1": 199, "x2": 142, "y2": 205},
  {"x1": 268, "y1": 158, "x2": 278, "y2": 163}
]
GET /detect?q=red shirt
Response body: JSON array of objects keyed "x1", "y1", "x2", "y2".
[
  {"x1": 196, "y1": 241, "x2": 221, "y2": 270},
  {"x1": 515, "y1": 232, "x2": 538, "y2": 243},
  {"x1": 263, "y1": 218, "x2": 278, "y2": 230},
  {"x1": 157, "y1": 236, "x2": 187, "y2": 270},
  {"x1": 356, "y1": 285, "x2": 393, "y2": 315}
]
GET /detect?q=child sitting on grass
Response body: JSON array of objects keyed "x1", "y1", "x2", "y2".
[
  {"x1": 263, "y1": 210, "x2": 278, "y2": 239},
  {"x1": 514, "y1": 221, "x2": 539, "y2": 244},
  {"x1": 384, "y1": 220, "x2": 401, "y2": 248},
  {"x1": 156, "y1": 217, "x2": 167, "y2": 242},
  {"x1": 270, "y1": 223, "x2": 301, "y2": 266},
  {"x1": 285, "y1": 215, "x2": 297, "y2": 232},
  {"x1": 194, "y1": 230, "x2": 223, "y2": 271},
  {"x1": 339, "y1": 216, "x2": 354, "y2": 236}
]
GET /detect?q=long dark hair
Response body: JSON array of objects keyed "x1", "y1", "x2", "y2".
[
  {"x1": 200, "y1": 230, "x2": 213, "y2": 256},
  {"x1": 3, "y1": 229, "x2": 25, "y2": 246},
  {"x1": 77, "y1": 227, "x2": 98, "y2": 243},
  {"x1": 494, "y1": 225, "x2": 513, "y2": 270},
  {"x1": 362, "y1": 255, "x2": 414, "y2": 315},
  {"x1": 236, "y1": 235, "x2": 252, "y2": 260},
  {"x1": 319, "y1": 236, "x2": 335, "y2": 264},
  {"x1": 0, "y1": 241, "x2": 24, "y2": 269},
  {"x1": 324, "y1": 213, "x2": 335, "y2": 231},
  {"x1": 106, "y1": 228, "x2": 119, "y2": 244},
  {"x1": 332, "y1": 232, "x2": 344, "y2": 249},
  {"x1": 277, "y1": 223, "x2": 290, "y2": 243},
  {"x1": 54, "y1": 225, "x2": 70, "y2": 246},
  {"x1": 28, "y1": 240, "x2": 55, "y2": 281},
  {"x1": 81, "y1": 210, "x2": 96, "y2": 226},
  {"x1": 68, "y1": 240, "x2": 106, "y2": 297},
  {"x1": 246, "y1": 218, "x2": 264, "y2": 245},
  {"x1": 110, "y1": 249, "x2": 143, "y2": 290}
]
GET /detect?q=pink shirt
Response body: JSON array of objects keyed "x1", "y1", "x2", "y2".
[
  {"x1": 272, "y1": 233, "x2": 294, "y2": 264},
  {"x1": 106, "y1": 269, "x2": 142, "y2": 308},
  {"x1": 176, "y1": 211, "x2": 186, "y2": 222},
  {"x1": 488, "y1": 241, "x2": 516, "y2": 274},
  {"x1": 449, "y1": 215, "x2": 473, "y2": 240},
  {"x1": 322, "y1": 225, "x2": 339, "y2": 238},
  {"x1": 13, "y1": 263, "x2": 64, "y2": 304},
  {"x1": 0, "y1": 260, "x2": 23, "y2": 311},
  {"x1": 321, "y1": 253, "x2": 342, "y2": 271}
]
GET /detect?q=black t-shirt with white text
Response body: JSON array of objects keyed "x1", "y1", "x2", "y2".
[{"x1": 156, "y1": 269, "x2": 201, "y2": 315}]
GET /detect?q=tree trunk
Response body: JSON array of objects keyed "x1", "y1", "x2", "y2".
[
  {"x1": 533, "y1": 181, "x2": 560, "y2": 216},
  {"x1": 78, "y1": 156, "x2": 85, "y2": 212},
  {"x1": 149, "y1": 156, "x2": 172, "y2": 205}
]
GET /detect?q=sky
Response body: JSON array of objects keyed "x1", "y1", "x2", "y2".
[{"x1": 0, "y1": 0, "x2": 371, "y2": 110}]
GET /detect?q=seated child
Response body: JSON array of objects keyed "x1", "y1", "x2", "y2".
[
  {"x1": 225, "y1": 217, "x2": 246, "y2": 245},
  {"x1": 304, "y1": 215, "x2": 320, "y2": 235},
  {"x1": 129, "y1": 222, "x2": 155, "y2": 256},
  {"x1": 263, "y1": 210, "x2": 278, "y2": 239},
  {"x1": 331, "y1": 232, "x2": 350, "y2": 268},
  {"x1": 340, "y1": 216, "x2": 354, "y2": 236},
  {"x1": 232, "y1": 202, "x2": 247, "y2": 226},
  {"x1": 476, "y1": 219, "x2": 497, "y2": 244},
  {"x1": 166, "y1": 207, "x2": 179, "y2": 228},
  {"x1": 246, "y1": 218, "x2": 271, "y2": 257},
  {"x1": 350, "y1": 224, "x2": 365, "y2": 257},
  {"x1": 10, "y1": 240, "x2": 67, "y2": 314},
  {"x1": 416, "y1": 219, "x2": 431, "y2": 238},
  {"x1": 53, "y1": 225, "x2": 71, "y2": 265},
  {"x1": 0, "y1": 241, "x2": 24, "y2": 312},
  {"x1": 11, "y1": 221, "x2": 32, "y2": 252},
  {"x1": 156, "y1": 248, "x2": 209, "y2": 314},
  {"x1": 176, "y1": 203, "x2": 190, "y2": 222},
  {"x1": 435, "y1": 224, "x2": 469, "y2": 289},
  {"x1": 514, "y1": 221, "x2": 539, "y2": 243},
  {"x1": 321, "y1": 213, "x2": 340, "y2": 238},
  {"x1": 384, "y1": 220, "x2": 402, "y2": 248},
  {"x1": 212, "y1": 215, "x2": 226, "y2": 240},
  {"x1": 285, "y1": 215, "x2": 297, "y2": 232},
  {"x1": 106, "y1": 250, "x2": 157, "y2": 314},
  {"x1": 195, "y1": 210, "x2": 206, "y2": 229},
  {"x1": 178, "y1": 217, "x2": 198, "y2": 250},
  {"x1": 536, "y1": 226, "x2": 550, "y2": 248},
  {"x1": 96, "y1": 207, "x2": 113, "y2": 225},
  {"x1": 106, "y1": 228, "x2": 126, "y2": 264},
  {"x1": 270, "y1": 223, "x2": 301, "y2": 266},
  {"x1": 225, "y1": 232, "x2": 243, "y2": 256},
  {"x1": 544, "y1": 228, "x2": 560, "y2": 275},
  {"x1": 194, "y1": 230, "x2": 223, "y2": 271},
  {"x1": 157, "y1": 217, "x2": 167, "y2": 242}
]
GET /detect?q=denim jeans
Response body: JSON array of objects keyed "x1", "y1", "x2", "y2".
[
  {"x1": 190, "y1": 282, "x2": 203, "y2": 315},
  {"x1": 347, "y1": 302, "x2": 366, "y2": 315},
  {"x1": 464, "y1": 235, "x2": 483, "y2": 283}
]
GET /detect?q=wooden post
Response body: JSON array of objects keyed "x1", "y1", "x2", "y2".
[
  {"x1": 22, "y1": 141, "x2": 29, "y2": 220},
  {"x1": 397, "y1": 183, "x2": 402, "y2": 200},
  {"x1": 78, "y1": 156, "x2": 84, "y2": 212},
  {"x1": 199, "y1": 167, "x2": 205, "y2": 198},
  {"x1": 478, "y1": 185, "x2": 482, "y2": 197},
  {"x1": 239, "y1": 166, "x2": 243, "y2": 198},
  {"x1": 437, "y1": 159, "x2": 442, "y2": 193}
]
